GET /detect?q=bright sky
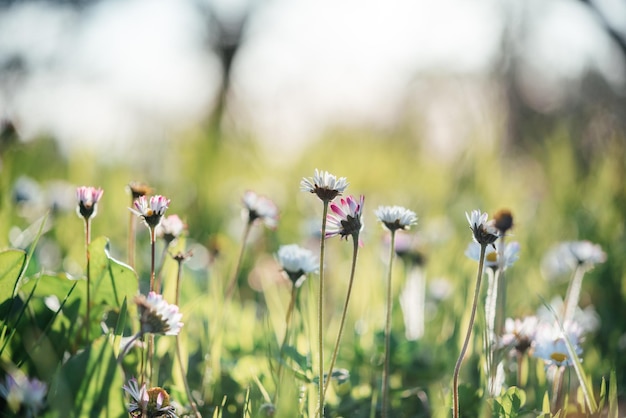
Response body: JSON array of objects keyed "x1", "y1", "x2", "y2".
[{"x1": 0, "y1": 0, "x2": 624, "y2": 159}]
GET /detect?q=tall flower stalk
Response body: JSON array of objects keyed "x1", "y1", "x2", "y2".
[
  {"x1": 453, "y1": 210, "x2": 498, "y2": 418},
  {"x1": 375, "y1": 205, "x2": 417, "y2": 417},
  {"x1": 130, "y1": 194, "x2": 170, "y2": 385},
  {"x1": 323, "y1": 195, "x2": 365, "y2": 401},
  {"x1": 155, "y1": 214, "x2": 186, "y2": 293},
  {"x1": 561, "y1": 241, "x2": 606, "y2": 324},
  {"x1": 76, "y1": 186, "x2": 103, "y2": 344},
  {"x1": 301, "y1": 169, "x2": 348, "y2": 418},
  {"x1": 225, "y1": 191, "x2": 278, "y2": 300},
  {"x1": 171, "y1": 250, "x2": 201, "y2": 418},
  {"x1": 274, "y1": 244, "x2": 318, "y2": 401}
]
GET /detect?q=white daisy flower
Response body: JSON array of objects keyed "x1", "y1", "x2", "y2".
[
  {"x1": 465, "y1": 241, "x2": 520, "y2": 270},
  {"x1": 300, "y1": 168, "x2": 348, "y2": 202},
  {"x1": 375, "y1": 205, "x2": 418, "y2": 232},
  {"x1": 532, "y1": 320, "x2": 583, "y2": 367},
  {"x1": 466, "y1": 209, "x2": 499, "y2": 246},
  {"x1": 277, "y1": 244, "x2": 318, "y2": 287},
  {"x1": 242, "y1": 190, "x2": 279, "y2": 229},
  {"x1": 135, "y1": 292, "x2": 183, "y2": 336}
]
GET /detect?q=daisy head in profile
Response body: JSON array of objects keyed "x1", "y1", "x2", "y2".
[
  {"x1": 300, "y1": 169, "x2": 348, "y2": 202},
  {"x1": 242, "y1": 190, "x2": 279, "y2": 229},
  {"x1": 466, "y1": 209, "x2": 499, "y2": 246},
  {"x1": 326, "y1": 195, "x2": 365, "y2": 242},
  {"x1": 375, "y1": 205, "x2": 417, "y2": 232},
  {"x1": 276, "y1": 244, "x2": 318, "y2": 288},
  {"x1": 134, "y1": 292, "x2": 183, "y2": 337},
  {"x1": 76, "y1": 186, "x2": 104, "y2": 220}
]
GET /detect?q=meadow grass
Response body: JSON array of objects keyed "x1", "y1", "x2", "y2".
[{"x1": 0, "y1": 127, "x2": 624, "y2": 417}]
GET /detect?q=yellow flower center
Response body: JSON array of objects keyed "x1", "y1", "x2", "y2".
[
  {"x1": 550, "y1": 352, "x2": 568, "y2": 363},
  {"x1": 486, "y1": 252, "x2": 498, "y2": 263}
]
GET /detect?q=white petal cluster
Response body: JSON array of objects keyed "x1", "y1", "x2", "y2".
[
  {"x1": 242, "y1": 190, "x2": 279, "y2": 228},
  {"x1": 277, "y1": 244, "x2": 318, "y2": 287},
  {"x1": 136, "y1": 292, "x2": 183, "y2": 336},
  {"x1": 375, "y1": 205, "x2": 418, "y2": 231},
  {"x1": 300, "y1": 168, "x2": 348, "y2": 193}
]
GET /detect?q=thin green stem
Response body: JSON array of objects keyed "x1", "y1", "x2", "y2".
[
  {"x1": 225, "y1": 221, "x2": 252, "y2": 300},
  {"x1": 85, "y1": 217, "x2": 92, "y2": 344},
  {"x1": 274, "y1": 285, "x2": 299, "y2": 404},
  {"x1": 155, "y1": 244, "x2": 169, "y2": 294},
  {"x1": 495, "y1": 237, "x2": 507, "y2": 337},
  {"x1": 176, "y1": 336, "x2": 201, "y2": 417},
  {"x1": 381, "y1": 230, "x2": 396, "y2": 418},
  {"x1": 173, "y1": 255, "x2": 201, "y2": 416},
  {"x1": 453, "y1": 244, "x2": 486, "y2": 418},
  {"x1": 117, "y1": 332, "x2": 141, "y2": 364},
  {"x1": 318, "y1": 201, "x2": 329, "y2": 418},
  {"x1": 149, "y1": 228, "x2": 156, "y2": 293},
  {"x1": 323, "y1": 234, "x2": 360, "y2": 400},
  {"x1": 148, "y1": 227, "x2": 156, "y2": 386},
  {"x1": 128, "y1": 205, "x2": 136, "y2": 269}
]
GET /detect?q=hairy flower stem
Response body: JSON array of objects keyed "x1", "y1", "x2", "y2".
[
  {"x1": 323, "y1": 234, "x2": 360, "y2": 400},
  {"x1": 128, "y1": 205, "x2": 137, "y2": 269},
  {"x1": 225, "y1": 221, "x2": 252, "y2": 300},
  {"x1": 84, "y1": 217, "x2": 92, "y2": 344},
  {"x1": 381, "y1": 230, "x2": 396, "y2": 418},
  {"x1": 317, "y1": 201, "x2": 330, "y2": 418},
  {"x1": 453, "y1": 243, "x2": 486, "y2": 418},
  {"x1": 148, "y1": 227, "x2": 156, "y2": 386},
  {"x1": 155, "y1": 245, "x2": 169, "y2": 294}
]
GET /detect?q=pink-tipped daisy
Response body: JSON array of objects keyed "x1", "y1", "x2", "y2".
[
  {"x1": 156, "y1": 214, "x2": 186, "y2": 245},
  {"x1": 326, "y1": 195, "x2": 364, "y2": 241},
  {"x1": 130, "y1": 195, "x2": 170, "y2": 229},
  {"x1": 135, "y1": 291, "x2": 183, "y2": 336},
  {"x1": 123, "y1": 378, "x2": 177, "y2": 418},
  {"x1": 76, "y1": 186, "x2": 104, "y2": 220}
]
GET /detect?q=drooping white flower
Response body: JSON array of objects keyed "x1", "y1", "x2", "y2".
[
  {"x1": 135, "y1": 292, "x2": 183, "y2": 336},
  {"x1": 156, "y1": 214, "x2": 186, "y2": 245},
  {"x1": 242, "y1": 190, "x2": 279, "y2": 229},
  {"x1": 542, "y1": 241, "x2": 606, "y2": 280},
  {"x1": 499, "y1": 316, "x2": 538, "y2": 355},
  {"x1": 276, "y1": 244, "x2": 318, "y2": 287}
]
